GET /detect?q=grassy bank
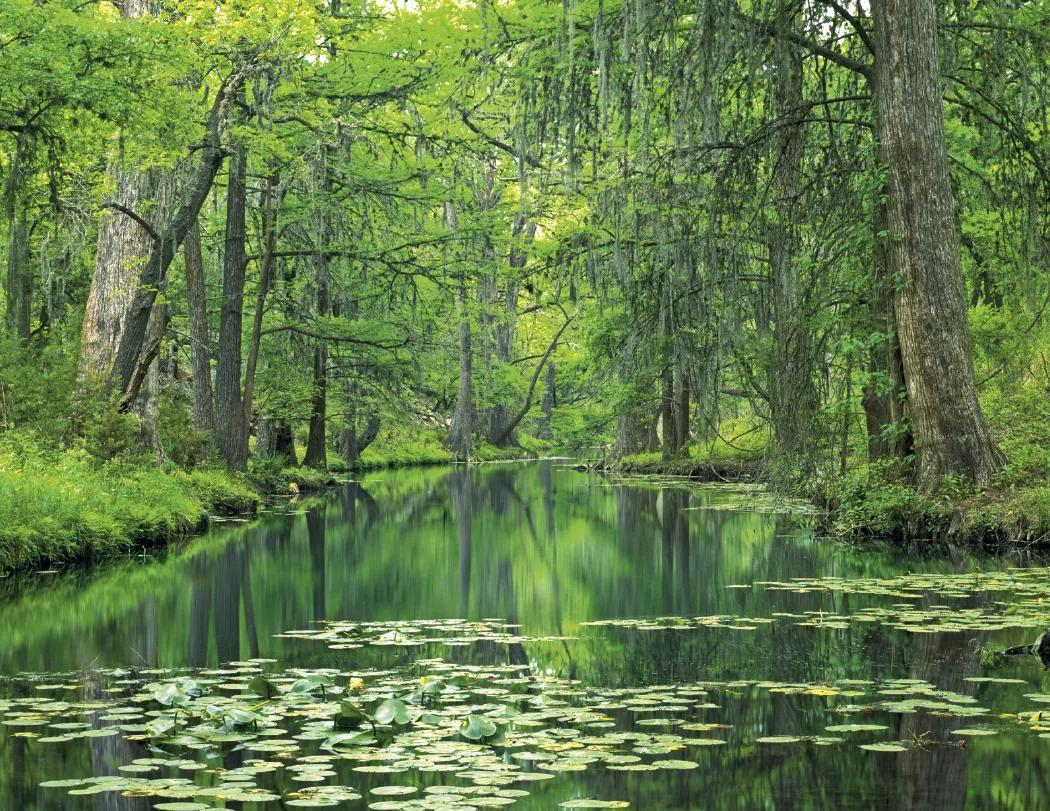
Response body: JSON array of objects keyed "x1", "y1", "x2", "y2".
[
  {"x1": 599, "y1": 394, "x2": 1050, "y2": 549},
  {"x1": 0, "y1": 443, "x2": 261, "y2": 571},
  {"x1": 0, "y1": 424, "x2": 557, "y2": 572},
  {"x1": 349, "y1": 427, "x2": 548, "y2": 470},
  {"x1": 0, "y1": 426, "x2": 358, "y2": 571}
]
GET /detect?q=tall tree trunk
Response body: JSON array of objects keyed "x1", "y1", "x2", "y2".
[
  {"x1": 342, "y1": 413, "x2": 380, "y2": 466},
  {"x1": 79, "y1": 165, "x2": 162, "y2": 384},
  {"x1": 872, "y1": 0, "x2": 1005, "y2": 489},
  {"x1": 445, "y1": 200, "x2": 472, "y2": 461},
  {"x1": 5, "y1": 211, "x2": 30, "y2": 344},
  {"x1": 646, "y1": 410, "x2": 660, "y2": 453},
  {"x1": 614, "y1": 411, "x2": 642, "y2": 457},
  {"x1": 303, "y1": 155, "x2": 331, "y2": 470},
  {"x1": 241, "y1": 171, "x2": 279, "y2": 427},
  {"x1": 862, "y1": 200, "x2": 909, "y2": 461},
  {"x1": 766, "y1": 0, "x2": 819, "y2": 476},
  {"x1": 302, "y1": 255, "x2": 330, "y2": 469},
  {"x1": 183, "y1": 221, "x2": 215, "y2": 433},
  {"x1": 129, "y1": 286, "x2": 170, "y2": 458},
  {"x1": 486, "y1": 279, "x2": 518, "y2": 445},
  {"x1": 214, "y1": 143, "x2": 248, "y2": 470},
  {"x1": 660, "y1": 366, "x2": 675, "y2": 461},
  {"x1": 674, "y1": 371, "x2": 689, "y2": 451},
  {"x1": 448, "y1": 293, "x2": 474, "y2": 461},
  {"x1": 105, "y1": 75, "x2": 242, "y2": 403}
]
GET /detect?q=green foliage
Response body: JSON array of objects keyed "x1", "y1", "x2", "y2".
[
  {"x1": 692, "y1": 416, "x2": 770, "y2": 465},
  {"x1": 830, "y1": 459, "x2": 922, "y2": 536},
  {"x1": 356, "y1": 428, "x2": 453, "y2": 470},
  {"x1": 0, "y1": 433, "x2": 206, "y2": 570},
  {"x1": 76, "y1": 395, "x2": 144, "y2": 462},
  {"x1": 0, "y1": 338, "x2": 76, "y2": 442},
  {"x1": 0, "y1": 432, "x2": 268, "y2": 571},
  {"x1": 248, "y1": 454, "x2": 288, "y2": 493},
  {"x1": 158, "y1": 392, "x2": 213, "y2": 468},
  {"x1": 172, "y1": 468, "x2": 261, "y2": 515}
]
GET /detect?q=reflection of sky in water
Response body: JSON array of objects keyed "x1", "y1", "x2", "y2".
[{"x1": 2, "y1": 462, "x2": 1050, "y2": 809}]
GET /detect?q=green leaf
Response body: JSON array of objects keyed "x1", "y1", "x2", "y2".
[
  {"x1": 460, "y1": 714, "x2": 499, "y2": 741},
  {"x1": 374, "y1": 698, "x2": 412, "y2": 726}
]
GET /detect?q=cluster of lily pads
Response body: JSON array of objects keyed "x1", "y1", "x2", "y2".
[
  {"x1": 4, "y1": 647, "x2": 1050, "y2": 810},
  {"x1": 276, "y1": 618, "x2": 574, "y2": 651},
  {"x1": 583, "y1": 567, "x2": 1050, "y2": 635}
]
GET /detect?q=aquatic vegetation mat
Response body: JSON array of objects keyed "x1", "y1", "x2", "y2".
[
  {"x1": 583, "y1": 567, "x2": 1050, "y2": 635},
  {"x1": 3, "y1": 639, "x2": 1050, "y2": 808},
  {"x1": 276, "y1": 619, "x2": 575, "y2": 650}
]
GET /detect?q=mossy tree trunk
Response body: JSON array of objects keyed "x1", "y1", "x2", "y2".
[
  {"x1": 872, "y1": 0, "x2": 1005, "y2": 489},
  {"x1": 183, "y1": 221, "x2": 215, "y2": 434},
  {"x1": 214, "y1": 141, "x2": 249, "y2": 471}
]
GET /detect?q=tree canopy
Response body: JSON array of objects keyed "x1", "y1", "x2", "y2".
[{"x1": 2, "y1": 0, "x2": 1049, "y2": 513}]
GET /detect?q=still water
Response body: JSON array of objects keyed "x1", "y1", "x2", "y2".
[{"x1": 1, "y1": 462, "x2": 1049, "y2": 810}]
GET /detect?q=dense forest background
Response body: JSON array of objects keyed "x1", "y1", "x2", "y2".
[{"x1": 2, "y1": 0, "x2": 1050, "y2": 563}]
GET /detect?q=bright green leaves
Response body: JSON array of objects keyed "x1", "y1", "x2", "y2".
[
  {"x1": 374, "y1": 698, "x2": 413, "y2": 726},
  {"x1": 334, "y1": 699, "x2": 370, "y2": 730},
  {"x1": 459, "y1": 713, "x2": 500, "y2": 741},
  {"x1": 152, "y1": 678, "x2": 203, "y2": 707},
  {"x1": 248, "y1": 675, "x2": 278, "y2": 699}
]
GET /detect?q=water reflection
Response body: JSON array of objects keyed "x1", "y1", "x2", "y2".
[
  {"x1": 0, "y1": 463, "x2": 1032, "y2": 676},
  {"x1": 3, "y1": 462, "x2": 1050, "y2": 810}
]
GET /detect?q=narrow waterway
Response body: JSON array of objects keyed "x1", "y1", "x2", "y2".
[{"x1": 2, "y1": 462, "x2": 1049, "y2": 810}]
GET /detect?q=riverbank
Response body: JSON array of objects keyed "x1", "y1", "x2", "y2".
[
  {"x1": 599, "y1": 450, "x2": 1050, "y2": 550},
  {"x1": 0, "y1": 428, "x2": 553, "y2": 573},
  {"x1": 594, "y1": 451, "x2": 761, "y2": 482},
  {"x1": 0, "y1": 443, "x2": 344, "y2": 573},
  {"x1": 347, "y1": 427, "x2": 549, "y2": 470}
]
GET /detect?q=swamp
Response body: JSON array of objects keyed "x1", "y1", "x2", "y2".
[
  {"x1": 3, "y1": 0, "x2": 1050, "y2": 808},
  {"x1": 4, "y1": 464, "x2": 1050, "y2": 809}
]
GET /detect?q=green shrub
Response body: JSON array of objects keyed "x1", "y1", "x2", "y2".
[
  {"x1": 77, "y1": 394, "x2": 145, "y2": 462},
  {"x1": 159, "y1": 391, "x2": 214, "y2": 468},
  {"x1": 0, "y1": 434, "x2": 208, "y2": 570},
  {"x1": 830, "y1": 458, "x2": 921, "y2": 535},
  {"x1": 173, "y1": 468, "x2": 261, "y2": 514},
  {"x1": 357, "y1": 427, "x2": 453, "y2": 469},
  {"x1": 248, "y1": 454, "x2": 287, "y2": 492}
]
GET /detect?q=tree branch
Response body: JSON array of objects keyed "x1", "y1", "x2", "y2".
[
  {"x1": 102, "y1": 202, "x2": 159, "y2": 241},
  {"x1": 492, "y1": 312, "x2": 574, "y2": 446},
  {"x1": 736, "y1": 12, "x2": 873, "y2": 79},
  {"x1": 459, "y1": 105, "x2": 542, "y2": 169},
  {"x1": 822, "y1": 0, "x2": 876, "y2": 57}
]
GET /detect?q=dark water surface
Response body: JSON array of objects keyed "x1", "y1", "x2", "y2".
[{"x1": 2, "y1": 462, "x2": 1049, "y2": 810}]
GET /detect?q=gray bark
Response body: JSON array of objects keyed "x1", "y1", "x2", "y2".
[
  {"x1": 79, "y1": 165, "x2": 167, "y2": 384},
  {"x1": 448, "y1": 296, "x2": 473, "y2": 461},
  {"x1": 766, "y1": 0, "x2": 819, "y2": 475},
  {"x1": 214, "y1": 142, "x2": 248, "y2": 470},
  {"x1": 445, "y1": 201, "x2": 472, "y2": 460},
  {"x1": 872, "y1": 0, "x2": 1005, "y2": 488},
  {"x1": 105, "y1": 72, "x2": 244, "y2": 403},
  {"x1": 183, "y1": 221, "x2": 215, "y2": 432}
]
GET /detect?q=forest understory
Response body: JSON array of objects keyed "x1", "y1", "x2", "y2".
[{"x1": 2, "y1": 0, "x2": 1050, "y2": 569}]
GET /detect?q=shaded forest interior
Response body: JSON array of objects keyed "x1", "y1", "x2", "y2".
[{"x1": 2, "y1": 0, "x2": 1050, "y2": 562}]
